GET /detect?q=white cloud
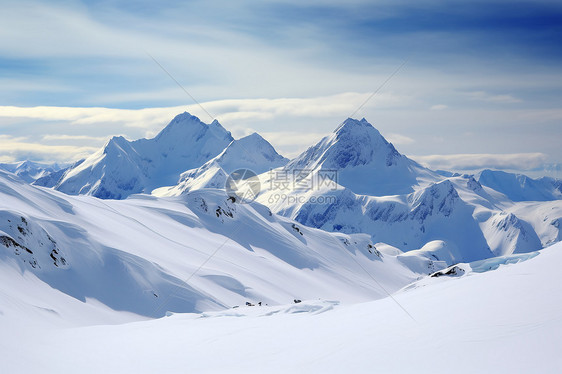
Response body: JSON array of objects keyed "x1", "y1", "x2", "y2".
[
  {"x1": 467, "y1": 91, "x2": 522, "y2": 104},
  {"x1": 0, "y1": 91, "x2": 404, "y2": 132},
  {"x1": 0, "y1": 94, "x2": 395, "y2": 163},
  {"x1": 0, "y1": 136, "x2": 98, "y2": 163},
  {"x1": 260, "y1": 131, "x2": 329, "y2": 147},
  {"x1": 430, "y1": 104, "x2": 448, "y2": 110},
  {"x1": 41, "y1": 135, "x2": 110, "y2": 142},
  {"x1": 386, "y1": 133, "x2": 415, "y2": 145},
  {"x1": 412, "y1": 153, "x2": 548, "y2": 171},
  {"x1": 0, "y1": 135, "x2": 28, "y2": 142},
  {"x1": 260, "y1": 131, "x2": 330, "y2": 158}
]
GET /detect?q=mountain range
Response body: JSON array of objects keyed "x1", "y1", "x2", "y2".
[
  {"x1": 35, "y1": 112, "x2": 234, "y2": 199},
  {"x1": 3, "y1": 110, "x2": 562, "y2": 371},
  {"x1": 22, "y1": 112, "x2": 562, "y2": 266}
]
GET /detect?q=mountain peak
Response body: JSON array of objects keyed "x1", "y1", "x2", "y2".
[
  {"x1": 334, "y1": 117, "x2": 385, "y2": 143},
  {"x1": 322, "y1": 117, "x2": 394, "y2": 169},
  {"x1": 284, "y1": 117, "x2": 439, "y2": 195},
  {"x1": 236, "y1": 132, "x2": 270, "y2": 147},
  {"x1": 335, "y1": 117, "x2": 373, "y2": 133},
  {"x1": 103, "y1": 135, "x2": 133, "y2": 156},
  {"x1": 171, "y1": 111, "x2": 201, "y2": 124},
  {"x1": 210, "y1": 132, "x2": 288, "y2": 174},
  {"x1": 285, "y1": 117, "x2": 401, "y2": 171},
  {"x1": 154, "y1": 112, "x2": 233, "y2": 145},
  {"x1": 52, "y1": 112, "x2": 235, "y2": 199}
]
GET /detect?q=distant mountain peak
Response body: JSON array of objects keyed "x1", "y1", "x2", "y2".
[
  {"x1": 104, "y1": 135, "x2": 130, "y2": 151},
  {"x1": 235, "y1": 132, "x2": 274, "y2": 149},
  {"x1": 51, "y1": 112, "x2": 235, "y2": 199},
  {"x1": 287, "y1": 117, "x2": 399, "y2": 171},
  {"x1": 154, "y1": 112, "x2": 232, "y2": 144},
  {"x1": 284, "y1": 117, "x2": 439, "y2": 195},
  {"x1": 335, "y1": 117, "x2": 375, "y2": 134}
]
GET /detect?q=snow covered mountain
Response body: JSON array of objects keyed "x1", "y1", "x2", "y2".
[
  {"x1": 2, "y1": 200, "x2": 561, "y2": 373},
  {"x1": 477, "y1": 169, "x2": 562, "y2": 202},
  {"x1": 284, "y1": 117, "x2": 440, "y2": 195},
  {"x1": 252, "y1": 119, "x2": 562, "y2": 263},
  {"x1": 142, "y1": 114, "x2": 562, "y2": 263},
  {"x1": 3, "y1": 111, "x2": 562, "y2": 372},
  {"x1": 46, "y1": 112, "x2": 234, "y2": 199},
  {"x1": 0, "y1": 160, "x2": 66, "y2": 183},
  {"x1": 1, "y1": 169, "x2": 441, "y2": 320},
  {"x1": 154, "y1": 132, "x2": 288, "y2": 196},
  {"x1": 33, "y1": 159, "x2": 85, "y2": 188},
  {"x1": 258, "y1": 171, "x2": 560, "y2": 263}
]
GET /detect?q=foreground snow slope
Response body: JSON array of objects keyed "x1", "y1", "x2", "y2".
[
  {"x1": 2, "y1": 241, "x2": 560, "y2": 373},
  {"x1": 1, "y1": 169, "x2": 440, "y2": 321}
]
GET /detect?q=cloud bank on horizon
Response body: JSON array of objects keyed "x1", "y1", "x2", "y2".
[{"x1": 0, "y1": 0, "x2": 561, "y2": 177}]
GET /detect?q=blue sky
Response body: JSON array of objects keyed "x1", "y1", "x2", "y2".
[{"x1": 1, "y1": 0, "x2": 561, "y2": 177}]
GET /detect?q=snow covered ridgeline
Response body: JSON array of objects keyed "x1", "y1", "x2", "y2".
[
  {"x1": 38, "y1": 112, "x2": 290, "y2": 200},
  {"x1": 31, "y1": 111, "x2": 562, "y2": 263},
  {"x1": 254, "y1": 118, "x2": 562, "y2": 262},
  {"x1": 38, "y1": 112, "x2": 237, "y2": 199},
  {"x1": 0, "y1": 160, "x2": 66, "y2": 183},
  {"x1": 281, "y1": 117, "x2": 440, "y2": 196},
  {"x1": 262, "y1": 175, "x2": 557, "y2": 263},
  {"x1": 1, "y1": 169, "x2": 446, "y2": 321},
  {"x1": 153, "y1": 132, "x2": 288, "y2": 197}
]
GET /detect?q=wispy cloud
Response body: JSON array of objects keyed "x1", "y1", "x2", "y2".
[
  {"x1": 429, "y1": 104, "x2": 448, "y2": 111},
  {"x1": 0, "y1": 91, "x2": 404, "y2": 132},
  {"x1": 387, "y1": 133, "x2": 415, "y2": 145},
  {"x1": 41, "y1": 134, "x2": 111, "y2": 143},
  {"x1": 259, "y1": 131, "x2": 330, "y2": 158},
  {"x1": 0, "y1": 94, "x2": 397, "y2": 163},
  {"x1": 0, "y1": 135, "x2": 98, "y2": 163},
  {"x1": 467, "y1": 91, "x2": 522, "y2": 104},
  {"x1": 412, "y1": 153, "x2": 548, "y2": 171}
]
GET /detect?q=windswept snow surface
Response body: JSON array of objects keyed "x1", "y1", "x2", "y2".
[
  {"x1": 1, "y1": 240, "x2": 561, "y2": 373},
  {"x1": 0, "y1": 169, "x2": 437, "y2": 321}
]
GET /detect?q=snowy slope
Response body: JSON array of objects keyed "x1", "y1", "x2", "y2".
[
  {"x1": 13, "y1": 113, "x2": 562, "y2": 269},
  {"x1": 33, "y1": 159, "x2": 85, "y2": 188},
  {"x1": 205, "y1": 132, "x2": 289, "y2": 174},
  {"x1": 50, "y1": 112, "x2": 234, "y2": 199},
  {"x1": 477, "y1": 169, "x2": 562, "y2": 201},
  {"x1": 0, "y1": 160, "x2": 65, "y2": 183},
  {"x1": 283, "y1": 117, "x2": 440, "y2": 195},
  {"x1": 0, "y1": 170, "x2": 439, "y2": 321},
  {"x1": 257, "y1": 173, "x2": 562, "y2": 263},
  {"x1": 1, "y1": 238, "x2": 561, "y2": 373},
  {"x1": 145, "y1": 115, "x2": 562, "y2": 262},
  {"x1": 154, "y1": 132, "x2": 288, "y2": 197}
]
